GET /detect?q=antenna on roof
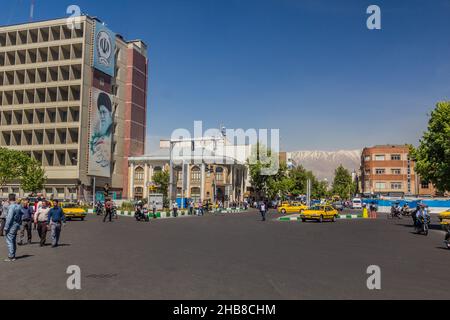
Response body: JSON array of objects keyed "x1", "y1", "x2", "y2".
[{"x1": 29, "y1": 0, "x2": 35, "y2": 22}]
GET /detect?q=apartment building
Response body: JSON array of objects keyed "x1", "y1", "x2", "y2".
[
  {"x1": 360, "y1": 145, "x2": 417, "y2": 196},
  {"x1": 0, "y1": 16, "x2": 148, "y2": 201}
]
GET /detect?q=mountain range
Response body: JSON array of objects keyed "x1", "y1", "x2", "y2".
[{"x1": 287, "y1": 150, "x2": 362, "y2": 183}]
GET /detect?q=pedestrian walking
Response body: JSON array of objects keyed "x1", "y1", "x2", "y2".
[
  {"x1": 34, "y1": 200, "x2": 51, "y2": 247},
  {"x1": 3, "y1": 194, "x2": 22, "y2": 262},
  {"x1": 152, "y1": 201, "x2": 157, "y2": 218},
  {"x1": 47, "y1": 200, "x2": 66, "y2": 248},
  {"x1": 189, "y1": 201, "x2": 194, "y2": 216},
  {"x1": 18, "y1": 199, "x2": 33, "y2": 246},
  {"x1": 260, "y1": 201, "x2": 267, "y2": 222},
  {"x1": 103, "y1": 198, "x2": 114, "y2": 223},
  {"x1": 0, "y1": 199, "x2": 10, "y2": 237},
  {"x1": 173, "y1": 202, "x2": 178, "y2": 217},
  {"x1": 369, "y1": 202, "x2": 377, "y2": 219}
]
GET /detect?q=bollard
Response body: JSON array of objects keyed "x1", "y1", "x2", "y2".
[{"x1": 363, "y1": 207, "x2": 369, "y2": 219}]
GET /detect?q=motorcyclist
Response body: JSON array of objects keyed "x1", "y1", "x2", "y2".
[
  {"x1": 401, "y1": 204, "x2": 410, "y2": 216},
  {"x1": 415, "y1": 205, "x2": 430, "y2": 232},
  {"x1": 391, "y1": 202, "x2": 401, "y2": 219}
]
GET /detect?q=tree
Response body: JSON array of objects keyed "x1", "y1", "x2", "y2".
[
  {"x1": 411, "y1": 101, "x2": 450, "y2": 193},
  {"x1": 247, "y1": 143, "x2": 279, "y2": 200},
  {"x1": 332, "y1": 165, "x2": 354, "y2": 200},
  {"x1": 153, "y1": 170, "x2": 170, "y2": 207},
  {"x1": 21, "y1": 159, "x2": 47, "y2": 193},
  {"x1": 0, "y1": 148, "x2": 24, "y2": 188},
  {"x1": 0, "y1": 148, "x2": 46, "y2": 194}
]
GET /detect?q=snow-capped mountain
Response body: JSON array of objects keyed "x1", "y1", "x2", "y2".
[{"x1": 287, "y1": 150, "x2": 362, "y2": 183}]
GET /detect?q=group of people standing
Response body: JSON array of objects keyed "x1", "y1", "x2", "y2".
[{"x1": 0, "y1": 194, "x2": 66, "y2": 262}]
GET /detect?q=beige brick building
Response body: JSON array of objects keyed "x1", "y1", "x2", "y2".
[{"x1": 0, "y1": 16, "x2": 148, "y2": 201}]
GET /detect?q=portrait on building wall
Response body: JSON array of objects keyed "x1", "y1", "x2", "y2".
[{"x1": 88, "y1": 88, "x2": 113, "y2": 178}]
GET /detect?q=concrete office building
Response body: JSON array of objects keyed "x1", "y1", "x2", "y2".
[{"x1": 0, "y1": 16, "x2": 148, "y2": 201}]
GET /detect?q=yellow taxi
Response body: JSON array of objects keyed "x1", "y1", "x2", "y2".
[
  {"x1": 278, "y1": 202, "x2": 308, "y2": 214},
  {"x1": 300, "y1": 204, "x2": 339, "y2": 223},
  {"x1": 62, "y1": 203, "x2": 87, "y2": 221},
  {"x1": 439, "y1": 209, "x2": 450, "y2": 230}
]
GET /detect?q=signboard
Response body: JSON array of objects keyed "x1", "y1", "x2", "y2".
[
  {"x1": 88, "y1": 88, "x2": 113, "y2": 178},
  {"x1": 149, "y1": 194, "x2": 164, "y2": 211},
  {"x1": 93, "y1": 21, "x2": 116, "y2": 77}
]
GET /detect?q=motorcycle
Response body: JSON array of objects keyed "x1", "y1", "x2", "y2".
[
  {"x1": 415, "y1": 216, "x2": 431, "y2": 236},
  {"x1": 135, "y1": 207, "x2": 149, "y2": 222},
  {"x1": 112, "y1": 205, "x2": 118, "y2": 220},
  {"x1": 95, "y1": 203, "x2": 104, "y2": 216},
  {"x1": 388, "y1": 206, "x2": 402, "y2": 219}
]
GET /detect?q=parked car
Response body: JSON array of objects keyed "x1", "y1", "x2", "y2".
[
  {"x1": 332, "y1": 201, "x2": 344, "y2": 212},
  {"x1": 352, "y1": 198, "x2": 363, "y2": 210}
]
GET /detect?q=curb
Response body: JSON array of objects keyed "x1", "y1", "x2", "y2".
[{"x1": 278, "y1": 214, "x2": 365, "y2": 222}]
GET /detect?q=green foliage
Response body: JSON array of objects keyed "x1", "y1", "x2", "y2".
[
  {"x1": 411, "y1": 101, "x2": 450, "y2": 193},
  {"x1": 332, "y1": 165, "x2": 354, "y2": 200},
  {"x1": 153, "y1": 170, "x2": 170, "y2": 207},
  {"x1": 0, "y1": 148, "x2": 47, "y2": 192}
]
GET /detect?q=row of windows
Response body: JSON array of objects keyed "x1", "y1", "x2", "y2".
[
  {"x1": 0, "y1": 128, "x2": 79, "y2": 147},
  {"x1": 3, "y1": 149, "x2": 80, "y2": 167},
  {"x1": 0, "y1": 44, "x2": 83, "y2": 67},
  {"x1": 0, "y1": 107, "x2": 79, "y2": 126},
  {"x1": 134, "y1": 166, "x2": 227, "y2": 183},
  {"x1": 364, "y1": 154, "x2": 404, "y2": 162},
  {"x1": 1, "y1": 186, "x2": 78, "y2": 197},
  {"x1": 374, "y1": 182, "x2": 403, "y2": 190},
  {"x1": 0, "y1": 85, "x2": 81, "y2": 106},
  {"x1": 0, "y1": 64, "x2": 82, "y2": 87},
  {"x1": 0, "y1": 24, "x2": 84, "y2": 48},
  {"x1": 369, "y1": 168, "x2": 403, "y2": 175}
]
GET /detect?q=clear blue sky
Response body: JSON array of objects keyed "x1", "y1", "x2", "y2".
[{"x1": 2, "y1": 0, "x2": 450, "y2": 152}]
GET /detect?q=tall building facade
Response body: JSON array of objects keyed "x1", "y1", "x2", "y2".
[{"x1": 0, "y1": 16, "x2": 148, "y2": 200}]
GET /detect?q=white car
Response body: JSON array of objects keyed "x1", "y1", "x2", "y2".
[{"x1": 352, "y1": 198, "x2": 363, "y2": 210}]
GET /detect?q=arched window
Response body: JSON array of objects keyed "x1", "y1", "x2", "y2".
[
  {"x1": 134, "y1": 167, "x2": 144, "y2": 183},
  {"x1": 191, "y1": 166, "x2": 201, "y2": 182},
  {"x1": 215, "y1": 167, "x2": 224, "y2": 182}
]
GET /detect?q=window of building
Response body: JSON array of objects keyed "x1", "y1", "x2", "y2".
[
  {"x1": 374, "y1": 155, "x2": 385, "y2": 161},
  {"x1": 375, "y1": 183, "x2": 386, "y2": 190},
  {"x1": 391, "y1": 183, "x2": 403, "y2": 190},
  {"x1": 191, "y1": 187, "x2": 201, "y2": 202},
  {"x1": 365, "y1": 169, "x2": 370, "y2": 175},
  {"x1": 174, "y1": 166, "x2": 182, "y2": 182},
  {"x1": 375, "y1": 169, "x2": 385, "y2": 175},
  {"x1": 134, "y1": 167, "x2": 144, "y2": 183},
  {"x1": 391, "y1": 169, "x2": 401, "y2": 175},
  {"x1": 191, "y1": 166, "x2": 201, "y2": 182},
  {"x1": 391, "y1": 154, "x2": 401, "y2": 161},
  {"x1": 364, "y1": 156, "x2": 371, "y2": 162},
  {"x1": 421, "y1": 181, "x2": 430, "y2": 189},
  {"x1": 134, "y1": 187, "x2": 143, "y2": 200},
  {"x1": 215, "y1": 167, "x2": 224, "y2": 182}
]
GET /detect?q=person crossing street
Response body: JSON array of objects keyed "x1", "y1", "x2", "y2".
[
  {"x1": 3, "y1": 194, "x2": 22, "y2": 262},
  {"x1": 47, "y1": 200, "x2": 66, "y2": 248},
  {"x1": 18, "y1": 199, "x2": 33, "y2": 246},
  {"x1": 35, "y1": 200, "x2": 51, "y2": 247}
]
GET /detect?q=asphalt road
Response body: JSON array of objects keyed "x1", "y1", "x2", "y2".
[{"x1": 0, "y1": 210, "x2": 449, "y2": 300}]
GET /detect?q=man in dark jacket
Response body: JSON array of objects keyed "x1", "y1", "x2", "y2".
[
  {"x1": 47, "y1": 200, "x2": 66, "y2": 248},
  {"x1": 18, "y1": 199, "x2": 34, "y2": 246}
]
